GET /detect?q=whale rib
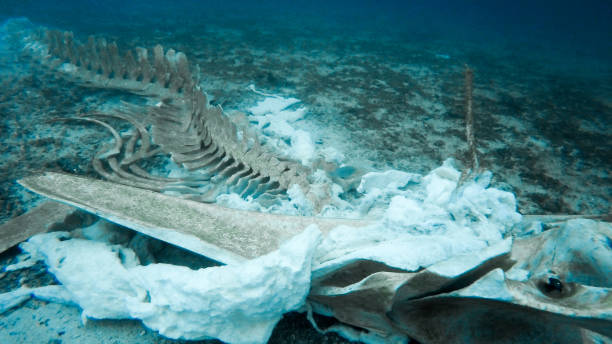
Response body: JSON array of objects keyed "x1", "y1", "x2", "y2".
[{"x1": 29, "y1": 29, "x2": 327, "y2": 209}]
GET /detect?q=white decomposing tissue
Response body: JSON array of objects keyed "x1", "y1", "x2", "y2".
[
  {"x1": 245, "y1": 88, "x2": 316, "y2": 166},
  {"x1": 0, "y1": 285, "x2": 74, "y2": 314},
  {"x1": 313, "y1": 159, "x2": 522, "y2": 277},
  {"x1": 10, "y1": 154, "x2": 524, "y2": 344},
  {"x1": 357, "y1": 169, "x2": 422, "y2": 195},
  {"x1": 19, "y1": 225, "x2": 322, "y2": 344},
  {"x1": 8, "y1": 84, "x2": 525, "y2": 342}
]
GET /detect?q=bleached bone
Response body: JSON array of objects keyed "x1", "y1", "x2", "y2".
[
  {"x1": 27, "y1": 28, "x2": 331, "y2": 210},
  {"x1": 0, "y1": 201, "x2": 79, "y2": 254},
  {"x1": 41, "y1": 30, "x2": 192, "y2": 98},
  {"x1": 18, "y1": 172, "x2": 371, "y2": 264},
  {"x1": 18, "y1": 172, "x2": 612, "y2": 343}
]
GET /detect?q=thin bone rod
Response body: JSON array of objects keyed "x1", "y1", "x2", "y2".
[
  {"x1": 48, "y1": 117, "x2": 122, "y2": 159},
  {"x1": 128, "y1": 165, "x2": 211, "y2": 184},
  {"x1": 106, "y1": 157, "x2": 170, "y2": 189}
]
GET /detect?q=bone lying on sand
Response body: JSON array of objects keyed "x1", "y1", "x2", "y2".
[
  {"x1": 17, "y1": 172, "x2": 372, "y2": 264},
  {"x1": 0, "y1": 201, "x2": 86, "y2": 254}
]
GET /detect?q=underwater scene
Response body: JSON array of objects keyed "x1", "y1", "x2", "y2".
[{"x1": 0, "y1": 0, "x2": 610, "y2": 343}]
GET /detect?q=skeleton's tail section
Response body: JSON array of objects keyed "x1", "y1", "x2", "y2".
[{"x1": 31, "y1": 29, "x2": 194, "y2": 98}]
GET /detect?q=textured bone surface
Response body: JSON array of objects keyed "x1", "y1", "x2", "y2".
[
  {"x1": 0, "y1": 201, "x2": 78, "y2": 254},
  {"x1": 18, "y1": 172, "x2": 371, "y2": 264},
  {"x1": 18, "y1": 172, "x2": 612, "y2": 343}
]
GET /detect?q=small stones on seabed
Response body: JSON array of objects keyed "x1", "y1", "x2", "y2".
[
  {"x1": 268, "y1": 312, "x2": 355, "y2": 344},
  {"x1": 29, "y1": 137, "x2": 57, "y2": 147},
  {"x1": 0, "y1": 258, "x2": 58, "y2": 293}
]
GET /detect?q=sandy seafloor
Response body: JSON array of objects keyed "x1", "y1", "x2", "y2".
[{"x1": 0, "y1": 1, "x2": 611, "y2": 343}]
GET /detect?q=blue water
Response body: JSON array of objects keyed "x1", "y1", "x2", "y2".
[{"x1": 3, "y1": 0, "x2": 611, "y2": 73}]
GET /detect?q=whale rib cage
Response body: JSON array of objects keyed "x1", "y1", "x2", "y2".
[{"x1": 34, "y1": 29, "x2": 325, "y2": 208}]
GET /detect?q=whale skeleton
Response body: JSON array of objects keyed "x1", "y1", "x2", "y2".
[
  {"x1": 15, "y1": 172, "x2": 612, "y2": 343},
  {"x1": 1, "y1": 21, "x2": 610, "y2": 343}
]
